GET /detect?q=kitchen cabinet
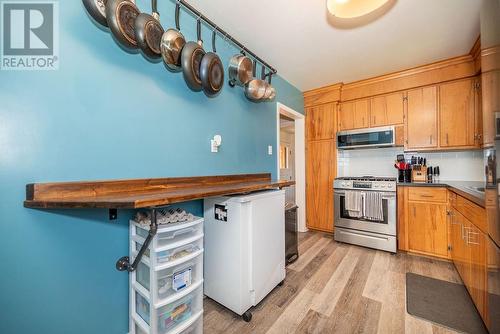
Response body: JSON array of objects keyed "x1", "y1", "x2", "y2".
[
  {"x1": 306, "y1": 139, "x2": 335, "y2": 232},
  {"x1": 481, "y1": 70, "x2": 500, "y2": 147},
  {"x1": 405, "y1": 86, "x2": 438, "y2": 150},
  {"x1": 338, "y1": 99, "x2": 369, "y2": 131},
  {"x1": 439, "y1": 78, "x2": 481, "y2": 148},
  {"x1": 397, "y1": 186, "x2": 448, "y2": 258},
  {"x1": 370, "y1": 92, "x2": 404, "y2": 127},
  {"x1": 306, "y1": 103, "x2": 336, "y2": 141},
  {"x1": 407, "y1": 201, "x2": 448, "y2": 258},
  {"x1": 449, "y1": 196, "x2": 488, "y2": 323}
]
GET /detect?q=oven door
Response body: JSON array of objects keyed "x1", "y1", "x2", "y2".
[{"x1": 334, "y1": 189, "x2": 396, "y2": 236}]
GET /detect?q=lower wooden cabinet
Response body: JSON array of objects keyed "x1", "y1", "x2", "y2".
[
  {"x1": 398, "y1": 186, "x2": 449, "y2": 259},
  {"x1": 450, "y1": 206, "x2": 488, "y2": 322},
  {"x1": 306, "y1": 139, "x2": 335, "y2": 232},
  {"x1": 407, "y1": 201, "x2": 448, "y2": 258}
]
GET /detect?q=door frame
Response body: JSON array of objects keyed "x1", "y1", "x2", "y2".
[{"x1": 276, "y1": 102, "x2": 307, "y2": 232}]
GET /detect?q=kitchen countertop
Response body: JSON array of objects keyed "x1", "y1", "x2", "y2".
[
  {"x1": 24, "y1": 173, "x2": 295, "y2": 209},
  {"x1": 397, "y1": 181, "x2": 486, "y2": 207}
]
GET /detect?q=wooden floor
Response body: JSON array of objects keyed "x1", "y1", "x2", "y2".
[{"x1": 203, "y1": 231, "x2": 464, "y2": 334}]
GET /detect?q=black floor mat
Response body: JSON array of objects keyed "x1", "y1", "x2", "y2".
[{"x1": 406, "y1": 273, "x2": 488, "y2": 334}]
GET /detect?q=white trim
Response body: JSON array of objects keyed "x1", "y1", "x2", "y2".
[{"x1": 276, "y1": 102, "x2": 307, "y2": 233}]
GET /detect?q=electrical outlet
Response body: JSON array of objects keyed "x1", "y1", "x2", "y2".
[{"x1": 268, "y1": 145, "x2": 273, "y2": 155}]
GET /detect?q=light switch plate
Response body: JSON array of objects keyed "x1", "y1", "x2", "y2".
[{"x1": 268, "y1": 145, "x2": 273, "y2": 155}]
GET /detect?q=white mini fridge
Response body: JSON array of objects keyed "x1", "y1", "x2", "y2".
[{"x1": 203, "y1": 190, "x2": 286, "y2": 322}]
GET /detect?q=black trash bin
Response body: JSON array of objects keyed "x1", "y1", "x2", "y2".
[{"x1": 285, "y1": 203, "x2": 299, "y2": 265}]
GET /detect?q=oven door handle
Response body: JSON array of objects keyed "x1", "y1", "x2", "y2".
[
  {"x1": 334, "y1": 190, "x2": 396, "y2": 199},
  {"x1": 337, "y1": 229, "x2": 391, "y2": 241}
]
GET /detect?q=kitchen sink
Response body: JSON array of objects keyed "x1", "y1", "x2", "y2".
[{"x1": 466, "y1": 186, "x2": 485, "y2": 193}]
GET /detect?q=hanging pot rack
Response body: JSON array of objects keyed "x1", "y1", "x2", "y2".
[{"x1": 172, "y1": 0, "x2": 277, "y2": 77}]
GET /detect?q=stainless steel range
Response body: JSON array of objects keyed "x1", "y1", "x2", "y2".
[{"x1": 333, "y1": 176, "x2": 397, "y2": 253}]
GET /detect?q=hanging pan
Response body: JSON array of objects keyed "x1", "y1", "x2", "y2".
[
  {"x1": 261, "y1": 66, "x2": 273, "y2": 100},
  {"x1": 161, "y1": 2, "x2": 186, "y2": 72},
  {"x1": 181, "y1": 19, "x2": 206, "y2": 92},
  {"x1": 200, "y1": 31, "x2": 224, "y2": 97},
  {"x1": 228, "y1": 53, "x2": 252, "y2": 87},
  {"x1": 267, "y1": 74, "x2": 276, "y2": 100},
  {"x1": 106, "y1": 0, "x2": 140, "y2": 49},
  {"x1": 135, "y1": 0, "x2": 164, "y2": 61},
  {"x1": 83, "y1": 0, "x2": 108, "y2": 27},
  {"x1": 245, "y1": 61, "x2": 267, "y2": 102}
]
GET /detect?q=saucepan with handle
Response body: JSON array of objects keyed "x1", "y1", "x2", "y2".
[
  {"x1": 161, "y1": 2, "x2": 186, "y2": 72},
  {"x1": 245, "y1": 61, "x2": 267, "y2": 102},
  {"x1": 228, "y1": 53, "x2": 253, "y2": 87}
]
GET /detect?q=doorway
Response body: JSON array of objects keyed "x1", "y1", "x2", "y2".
[{"x1": 277, "y1": 103, "x2": 306, "y2": 232}]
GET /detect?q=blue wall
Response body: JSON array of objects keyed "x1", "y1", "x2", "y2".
[{"x1": 0, "y1": 1, "x2": 303, "y2": 334}]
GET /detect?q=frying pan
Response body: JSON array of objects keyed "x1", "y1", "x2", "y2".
[
  {"x1": 135, "y1": 0, "x2": 164, "y2": 60},
  {"x1": 106, "y1": 0, "x2": 140, "y2": 49},
  {"x1": 245, "y1": 61, "x2": 267, "y2": 102},
  {"x1": 228, "y1": 54, "x2": 252, "y2": 87},
  {"x1": 83, "y1": 0, "x2": 108, "y2": 27},
  {"x1": 181, "y1": 19, "x2": 205, "y2": 92},
  {"x1": 200, "y1": 31, "x2": 224, "y2": 97},
  {"x1": 161, "y1": 3, "x2": 186, "y2": 72}
]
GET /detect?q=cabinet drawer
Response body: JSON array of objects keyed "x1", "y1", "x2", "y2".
[
  {"x1": 408, "y1": 187, "x2": 447, "y2": 203},
  {"x1": 456, "y1": 195, "x2": 487, "y2": 233},
  {"x1": 448, "y1": 191, "x2": 457, "y2": 207}
]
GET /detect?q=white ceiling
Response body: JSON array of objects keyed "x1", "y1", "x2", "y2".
[{"x1": 187, "y1": 0, "x2": 481, "y2": 91}]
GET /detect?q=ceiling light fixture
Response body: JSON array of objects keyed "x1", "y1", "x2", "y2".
[{"x1": 327, "y1": 0, "x2": 393, "y2": 19}]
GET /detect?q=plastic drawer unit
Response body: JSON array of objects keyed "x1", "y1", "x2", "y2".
[{"x1": 129, "y1": 216, "x2": 204, "y2": 334}]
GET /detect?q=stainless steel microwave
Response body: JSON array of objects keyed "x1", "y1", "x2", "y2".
[{"x1": 337, "y1": 126, "x2": 395, "y2": 150}]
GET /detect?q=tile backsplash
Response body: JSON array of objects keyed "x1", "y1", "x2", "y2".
[{"x1": 337, "y1": 147, "x2": 485, "y2": 181}]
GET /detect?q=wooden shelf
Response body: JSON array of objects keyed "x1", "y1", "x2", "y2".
[{"x1": 24, "y1": 173, "x2": 294, "y2": 209}]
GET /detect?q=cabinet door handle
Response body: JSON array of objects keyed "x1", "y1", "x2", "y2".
[
  {"x1": 446, "y1": 133, "x2": 449, "y2": 145},
  {"x1": 429, "y1": 135, "x2": 433, "y2": 144},
  {"x1": 467, "y1": 231, "x2": 480, "y2": 245},
  {"x1": 373, "y1": 116, "x2": 376, "y2": 124},
  {"x1": 420, "y1": 194, "x2": 433, "y2": 198},
  {"x1": 413, "y1": 207, "x2": 416, "y2": 217}
]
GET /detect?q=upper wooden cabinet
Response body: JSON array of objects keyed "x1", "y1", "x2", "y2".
[
  {"x1": 406, "y1": 86, "x2": 438, "y2": 150},
  {"x1": 338, "y1": 99, "x2": 369, "y2": 131},
  {"x1": 370, "y1": 92, "x2": 404, "y2": 127},
  {"x1": 482, "y1": 70, "x2": 500, "y2": 147},
  {"x1": 439, "y1": 78, "x2": 481, "y2": 148},
  {"x1": 306, "y1": 103, "x2": 336, "y2": 141}
]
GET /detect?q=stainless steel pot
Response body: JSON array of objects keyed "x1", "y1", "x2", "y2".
[
  {"x1": 245, "y1": 61, "x2": 267, "y2": 102},
  {"x1": 160, "y1": 3, "x2": 186, "y2": 72},
  {"x1": 83, "y1": 0, "x2": 108, "y2": 27},
  {"x1": 135, "y1": 0, "x2": 164, "y2": 60},
  {"x1": 228, "y1": 54, "x2": 253, "y2": 87},
  {"x1": 106, "y1": 0, "x2": 140, "y2": 49}
]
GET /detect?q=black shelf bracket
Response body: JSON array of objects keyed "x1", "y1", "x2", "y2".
[
  {"x1": 109, "y1": 208, "x2": 117, "y2": 220},
  {"x1": 116, "y1": 208, "x2": 158, "y2": 272}
]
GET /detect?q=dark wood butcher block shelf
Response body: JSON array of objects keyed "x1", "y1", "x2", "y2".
[{"x1": 24, "y1": 173, "x2": 294, "y2": 209}]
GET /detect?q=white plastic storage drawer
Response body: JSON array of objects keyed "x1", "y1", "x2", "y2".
[
  {"x1": 134, "y1": 219, "x2": 203, "y2": 248},
  {"x1": 134, "y1": 283, "x2": 203, "y2": 334},
  {"x1": 135, "y1": 251, "x2": 203, "y2": 301},
  {"x1": 133, "y1": 234, "x2": 203, "y2": 266},
  {"x1": 133, "y1": 311, "x2": 202, "y2": 334}
]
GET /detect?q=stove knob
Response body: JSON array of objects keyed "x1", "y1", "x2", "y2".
[
  {"x1": 381, "y1": 184, "x2": 387, "y2": 188},
  {"x1": 374, "y1": 184, "x2": 380, "y2": 188}
]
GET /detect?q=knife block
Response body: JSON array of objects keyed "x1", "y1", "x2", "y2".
[{"x1": 412, "y1": 166, "x2": 427, "y2": 183}]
